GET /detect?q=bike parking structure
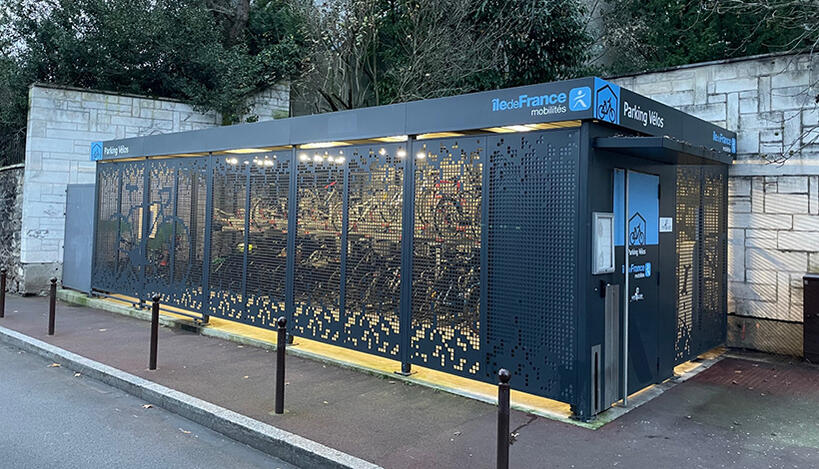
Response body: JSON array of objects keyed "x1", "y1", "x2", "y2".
[{"x1": 89, "y1": 77, "x2": 735, "y2": 420}]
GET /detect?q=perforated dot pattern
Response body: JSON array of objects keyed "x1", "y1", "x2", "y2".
[{"x1": 484, "y1": 131, "x2": 578, "y2": 401}]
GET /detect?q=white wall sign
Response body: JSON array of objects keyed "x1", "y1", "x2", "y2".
[
  {"x1": 659, "y1": 217, "x2": 673, "y2": 233},
  {"x1": 592, "y1": 212, "x2": 615, "y2": 274}
]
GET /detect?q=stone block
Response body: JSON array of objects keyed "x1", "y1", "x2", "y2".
[
  {"x1": 802, "y1": 126, "x2": 819, "y2": 147},
  {"x1": 751, "y1": 178, "x2": 765, "y2": 213},
  {"x1": 792, "y1": 215, "x2": 819, "y2": 232},
  {"x1": 139, "y1": 108, "x2": 173, "y2": 121},
  {"x1": 728, "y1": 228, "x2": 745, "y2": 281},
  {"x1": 771, "y1": 70, "x2": 811, "y2": 88},
  {"x1": 746, "y1": 248, "x2": 807, "y2": 272},
  {"x1": 736, "y1": 130, "x2": 759, "y2": 153},
  {"x1": 778, "y1": 231, "x2": 819, "y2": 251},
  {"x1": 805, "y1": 108, "x2": 819, "y2": 127},
  {"x1": 746, "y1": 269, "x2": 777, "y2": 284},
  {"x1": 765, "y1": 192, "x2": 809, "y2": 214},
  {"x1": 714, "y1": 77, "x2": 758, "y2": 94},
  {"x1": 777, "y1": 176, "x2": 808, "y2": 193},
  {"x1": 759, "y1": 129, "x2": 782, "y2": 142},
  {"x1": 810, "y1": 176, "x2": 819, "y2": 215},
  {"x1": 627, "y1": 80, "x2": 675, "y2": 95},
  {"x1": 771, "y1": 86, "x2": 812, "y2": 111},
  {"x1": 745, "y1": 236, "x2": 777, "y2": 249},
  {"x1": 759, "y1": 76, "x2": 772, "y2": 112},
  {"x1": 740, "y1": 97, "x2": 758, "y2": 114},
  {"x1": 727, "y1": 93, "x2": 739, "y2": 131},
  {"x1": 729, "y1": 212, "x2": 791, "y2": 229},
  {"x1": 729, "y1": 197, "x2": 751, "y2": 213},
  {"x1": 708, "y1": 93, "x2": 727, "y2": 103},
  {"x1": 729, "y1": 280, "x2": 776, "y2": 301},
  {"x1": 760, "y1": 142, "x2": 784, "y2": 155},
  {"x1": 26, "y1": 137, "x2": 75, "y2": 154},
  {"x1": 783, "y1": 110, "x2": 803, "y2": 152},
  {"x1": 679, "y1": 102, "x2": 726, "y2": 122},
  {"x1": 811, "y1": 253, "x2": 819, "y2": 273},
  {"x1": 729, "y1": 177, "x2": 751, "y2": 196},
  {"x1": 19, "y1": 262, "x2": 62, "y2": 294},
  {"x1": 746, "y1": 229, "x2": 777, "y2": 239}
]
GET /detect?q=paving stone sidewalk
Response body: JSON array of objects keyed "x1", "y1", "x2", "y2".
[{"x1": 2, "y1": 294, "x2": 819, "y2": 469}]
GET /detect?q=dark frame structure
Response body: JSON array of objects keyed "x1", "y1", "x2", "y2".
[{"x1": 91, "y1": 77, "x2": 735, "y2": 420}]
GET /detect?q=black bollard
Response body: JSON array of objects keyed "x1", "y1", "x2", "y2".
[
  {"x1": 47, "y1": 277, "x2": 57, "y2": 335},
  {"x1": 275, "y1": 316, "x2": 287, "y2": 414},
  {"x1": 149, "y1": 294, "x2": 160, "y2": 370},
  {"x1": 497, "y1": 368, "x2": 511, "y2": 469},
  {"x1": 0, "y1": 268, "x2": 6, "y2": 319}
]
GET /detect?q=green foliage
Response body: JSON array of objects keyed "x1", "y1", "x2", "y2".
[
  {"x1": 296, "y1": 0, "x2": 593, "y2": 112},
  {"x1": 0, "y1": 0, "x2": 307, "y2": 139},
  {"x1": 471, "y1": 0, "x2": 593, "y2": 89},
  {"x1": 603, "y1": 0, "x2": 813, "y2": 74}
]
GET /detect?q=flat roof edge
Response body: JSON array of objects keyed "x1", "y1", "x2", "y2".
[{"x1": 96, "y1": 77, "x2": 736, "y2": 161}]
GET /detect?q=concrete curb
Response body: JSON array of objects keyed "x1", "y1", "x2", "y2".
[{"x1": 0, "y1": 324, "x2": 382, "y2": 469}]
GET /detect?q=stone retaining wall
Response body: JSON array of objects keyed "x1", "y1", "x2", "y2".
[
  {"x1": 0, "y1": 164, "x2": 23, "y2": 292},
  {"x1": 613, "y1": 52, "x2": 819, "y2": 356}
]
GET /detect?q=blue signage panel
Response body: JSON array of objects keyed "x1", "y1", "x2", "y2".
[
  {"x1": 627, "y1": 171, "x2": 659, "y2": 246},
  {"x1": 594, "y1": 78, "x2": 621, "y2": 124},
  {"x1": 90, "y1": 141, "x2": 103, "y2": 161}
]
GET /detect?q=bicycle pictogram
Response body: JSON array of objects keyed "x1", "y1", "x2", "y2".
[{"x1": 597, "y1": 97, "x2": 616, "y2": 122}]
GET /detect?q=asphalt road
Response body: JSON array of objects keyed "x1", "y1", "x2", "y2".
[{"x1": 0, "y1": 343, "x2": 299, "y2": 469}]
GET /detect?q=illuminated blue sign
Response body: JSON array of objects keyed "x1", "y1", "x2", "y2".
[
  {"x1": 90, "y1": 141, "x2": 103, "y2": 161},
  {"x1": 594, "y1": 78, "x2": 620, "y2": 124},
  {"x1": 569, "y1": 87, "x2": 591, "y2": 111}
]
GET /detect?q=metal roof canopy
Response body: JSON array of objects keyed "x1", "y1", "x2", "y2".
[
  {"x1": 95, "y1": 77, "x2": 736, "y2": 164},
  {"x1": 594, "y1": 136, "x2": 735, "y2": 165}
]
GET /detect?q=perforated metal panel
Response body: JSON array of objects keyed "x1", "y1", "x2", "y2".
[
  {"x1": 145, "y1": 159, "x2": 175, "y2": 298},
  {"x1": 410, "y1": 137, "x2": 484, "y2": 376},
  {"x1": 92, "y1": 163, "x2": 122, "y2": 292},
  {"x1": 699, "y1": 166, "x2": 727, "y2": 352},
  {"x1": 171, "y1": 159, "x2": 208, "y2": 311},
  {"x1": 674, "y1": 165, "x2": 727, "y2": 364},
  {"x1": 485, "y1": 131, "x2": 579, "y2": 401},
  {"x1": 245, "y1": 153, "x2": 290, "y2": 327},
  {"x1": 292, "y1": 150, "x2": 345, "y2": 342},
  {"x1": 209, "y1": 157, "x2": 249, "y2": 320},
  {"x1": 103, "y1": 161, "x2": 146, "y2": 298},
  {"x1": 344, "y1": 144, "x2": 403, "y2": 357},
  {"x1": 675, "y1": 166, "x2": 700, "y2": 363}
]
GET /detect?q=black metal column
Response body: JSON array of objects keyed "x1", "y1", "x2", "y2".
[
  {"x1": 497, "y1": 369, "x2": 511, "y2": 469},
  {"x1": 201, "y1": 154, "x2": 215, "y2": 323},
  {"x1": 275, "y1": 316, "x2": 287, "y2": 414},
  {"x1": 149, "y1": 294, "x2": 160, "y2": 370},
  {"x1": 285, "y1": 148, "x2": 298, "y2": 336},
  {"x1": 398, "y1": 137, "x2": 416, "y2": 375},
  {"x1": 48, "y1": 277, "x2": 57, "y2": 335},
  {"x1": 0, "y1": 267, "x2": 6, "y2": 318}
]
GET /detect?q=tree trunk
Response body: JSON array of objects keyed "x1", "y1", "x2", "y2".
[{"x1": 228, "y1": 0, "x2": 250, "y2": 44}]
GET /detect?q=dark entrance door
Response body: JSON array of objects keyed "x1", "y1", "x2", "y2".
[{"x1": 614, "y1": 169, "x2": 660, "y2": 395}]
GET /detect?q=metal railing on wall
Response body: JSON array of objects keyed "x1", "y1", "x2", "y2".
[{"x1": 0, "y1": 129, "x2": 25, "y2": 168}]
